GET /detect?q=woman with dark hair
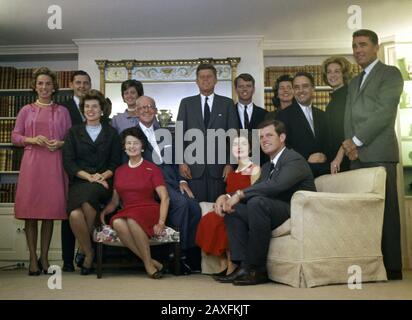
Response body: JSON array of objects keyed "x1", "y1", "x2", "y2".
[
  {"x1": 195, "y1": 133, "x2": 260, "y2": 278},
  {"x1": 265, "y1": 74, "x2": 295, "y2": 120},
  {"x1": 321, "y1": 56, "x2": 353, "y2": 173},
  {"x1": 100, "y1": 127, "x2": 169, "y2": 279},
  {"x1": 12, "y1": 67, "x2": 71, "y2": 275},
  {"x1": 111, "y1": 79, "x2": 144, "y2": 134},
  {"x1": 63, "y1": 89, "x2": 122, "y2": 275}
]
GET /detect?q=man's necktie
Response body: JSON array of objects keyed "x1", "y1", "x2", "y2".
[
  {"x1": 358, "y1": 70, "x2": 366, "y2": 89},
  {"x1": 268, "y1": 162, "x2": 275, "y2": 180},
  {"x1": 243, "y1": 106, "x2": 250, "y2": 130},
  {"x1": 204, "y1": 96, "x2": 210, "y2": 127},
  {"x1": 304, "y1": 107, "x2": 315, "y2": 135}
]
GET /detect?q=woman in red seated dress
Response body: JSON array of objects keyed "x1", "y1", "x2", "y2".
[
  {"x1": 100, "y1": 127, "x2": 169, "y2": 279},
  {"x1": 195, "y1": 134, "x2": 260, "y2": 276}
]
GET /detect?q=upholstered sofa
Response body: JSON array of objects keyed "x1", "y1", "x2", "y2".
[{"x1": 199, "y1": 166, "x2": 388, "y2": 288}]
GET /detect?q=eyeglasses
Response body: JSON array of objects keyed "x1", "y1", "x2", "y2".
[{"x1": 141, "y1": 105, "x2": 156, "y2": 110}]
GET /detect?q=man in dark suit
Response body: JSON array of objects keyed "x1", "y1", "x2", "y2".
[
  {"x1": 60, "y1": 70, "x2": 91, "y2": 272},
  {"x1": 177, "y1": 63, "x2": 239, "y2": 202},
  {"x1": 214, "y1": 119, "x2": 316, "y2": 285},
  {"x1": 275, "y1": 72, "x2": 329, "y2": 177},
  {"x1": 138, "y1": 95, "x2": 202, "y2": 273},
  {"x1": 234, "y1": 73, "x2": 268, "y2": 165},
  {"x1": 342, "y1": 29, "x2": 404, "y2": 280}
]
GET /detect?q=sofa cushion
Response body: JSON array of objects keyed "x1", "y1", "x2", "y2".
[{"x1": 271, "y1": 218, "x2": 291, "y2": 238}]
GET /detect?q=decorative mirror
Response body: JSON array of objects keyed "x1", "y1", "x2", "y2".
[{"x1": 96, "y1": 57, "x2": 241, "y2": 123}]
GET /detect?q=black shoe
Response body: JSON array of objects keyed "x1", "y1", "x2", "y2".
[
  {"x1": 28, "y1": 262, "x2": 41, "y2": 276},
  {"x1": 212, "y1": 268, "x2": 228, "y2": 278},
  {"x1": 62, "y1": 263, "x2": 75, "y2": 272},
  {"x1": 233, "y1": 270, "x2": 269, "y2": 286},
  {"x1": 387, "y1": 270, "x2": 403, "y2": 280},
  {"x1": 80, "y1": 266, "x2": 93, "y2": 275},
  {"x1": 217, "y1": 267, "x2": 248, "y2": 283},
  {"x1": 75, "y1": 248, "x2": 85, "y2": 268},
  {"x1": 38, "y1": 259, "x2": 54, "y2": 275}
]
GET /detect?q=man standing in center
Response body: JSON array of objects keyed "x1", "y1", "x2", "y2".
[{"x1": 177, "y1": 63, "x2": 239, "y2": 202}]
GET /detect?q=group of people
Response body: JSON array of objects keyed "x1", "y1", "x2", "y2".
[{"x1": 11, "y1": 29, "x2": 404, "y2": 284}]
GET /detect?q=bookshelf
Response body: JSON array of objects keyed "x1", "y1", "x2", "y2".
[{"x1": 263, "y1": 64, "x2": 362, "y2": 112}]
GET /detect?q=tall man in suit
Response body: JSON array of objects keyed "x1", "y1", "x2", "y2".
[
  {"x1": 234, "y1": 73, "x2": 268, "y2": 165},
  {"x1": 61, "y1": 70, "x2": 91, "y2": 272},
  {"x1": 275, "y1": 72, "x2": 329, "y2": 177},
  {"x1": 137, "y1": 95, "x2": 202, "y2": 273},
  {"x1": 177, "y1": 63, "x2": 239, "y2": 202},
  {"x1": 342, "y1": 29, "x2": 404, "y2": 280},
  {"x1": 215, "y1": 119, "x2": 316, "y2": 285}
]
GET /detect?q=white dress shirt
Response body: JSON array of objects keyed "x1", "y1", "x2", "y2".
[
  {"x1": 139, "y1": 122, "x2": 162, "y2": 164},
  {"x1": 200, "y1": 93, "x2": 214, "y2": 118},
  {"x1": 298, "y1": 102, "x2": 315, "y2": 135},
  {"x1": 237, "y1": 102, "x2": 253, "y2": 129}
]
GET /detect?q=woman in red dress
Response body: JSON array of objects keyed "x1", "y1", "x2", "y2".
[
  {"x1": 195, "y1": 135, "x2": 260, "y2": 276},
  {"x1": 100, "y1": 127, "x2": 169, "y2": 279}
]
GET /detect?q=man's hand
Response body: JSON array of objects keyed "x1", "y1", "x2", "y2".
[
  {"x1": 222, "y1": 165, "x2": 234, "y2": 181},
  {"x1": 223, "y1": 193, "x2": 241, "y2": 214},
  {"x1": 347, "y1": 149, "x2": 359, "y2": 161},
  {"x1": 307, "y1": 152, "x2": 327, "y2": 163},
  {"x1": 342, "y1": 139, "x2": 357, "y2": 155},
  {"x1": 179, "y1": 181, "x2": 194, "y2": 198},
  {"x1": 179, "y1": 164, "x2": 192, "y2": 180}
]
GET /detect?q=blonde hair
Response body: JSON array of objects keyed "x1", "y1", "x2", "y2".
[{"x1": 321, "y1": 56, "x2": 352, "y2": 86}]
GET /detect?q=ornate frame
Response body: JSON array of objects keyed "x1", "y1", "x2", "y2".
[{"x1": 95, "y1": 57, "x2": 240, "y2": 119}]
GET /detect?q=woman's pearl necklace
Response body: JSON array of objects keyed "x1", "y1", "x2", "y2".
[
  {"x1": 128, "y1": 157, "x2": 143, "y2": 168},
  {"x1": 36, "y1": 100, "x2": 53, "y2": 106}
]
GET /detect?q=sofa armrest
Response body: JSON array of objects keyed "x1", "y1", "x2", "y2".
[{"x1": 290, "y1": 191, "x2": 385, "y2": 259}]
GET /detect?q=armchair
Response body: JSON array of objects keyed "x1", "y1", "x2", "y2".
[{"x1": 200, "y1": 167, "x2": 387, "y2": 287}]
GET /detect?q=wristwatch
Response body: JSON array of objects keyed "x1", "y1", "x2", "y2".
[{"x1": 235, "y1": 189, "x2": 243, "y2": 199}]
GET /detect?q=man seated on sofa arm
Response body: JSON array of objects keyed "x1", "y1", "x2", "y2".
[{"x1": 214, "y1": 119, "x2": 316, "y2": 285}]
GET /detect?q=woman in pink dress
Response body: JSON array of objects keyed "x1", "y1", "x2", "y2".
[
  {"x1": 196, "y1": 134, "x2": 260, "y2": 277},
  {"x1": 12, "y1": 67, "x2": 71, "y2": 276},
  {"x1": 100, "y1": 127, "x2": 169, "y2": 279}
]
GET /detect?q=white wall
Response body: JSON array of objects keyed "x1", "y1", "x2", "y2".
[{"x1": 75, "y1": 36, "x2": 265, "y2": 108}]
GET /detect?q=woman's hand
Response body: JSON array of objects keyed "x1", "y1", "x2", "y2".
[
  {"x1": 45, "y1": 139, "x2": 64, "y2": 152},
  {"x1": 26, "y1": 135, "x2": 49, "y2": 147},
  {"x1": 153, "y1": 222, "x2": 166, "y2": 236}
]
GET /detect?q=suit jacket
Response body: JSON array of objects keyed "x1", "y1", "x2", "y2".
[
  {"x1": 236, "y1": 103, "x2": 269, "y2": 165},
  {"x1": 177, "y1": 93, "x2": 239, "y2": 179},
  {"x1": 62, "y1": 123, "x2": 122, "y2": 184},
  {"x1": 344, "y1": 60, "x2": 403, "y2": 163},
  {"x1": 235, "y1": 103, "x2": 267, "y2": 130},
  {"x1": 275, "y1": 102, "x2": 329, "y2": 177},
  {"x1": 142, "y1": 125, "x2": 183, "y2": 190},
  {"x1": 61, "y1": 98, "x2": 84, "y2": 126},
  {"x1": 243, "y1": 148, "x2": 316, "y2": 204}
]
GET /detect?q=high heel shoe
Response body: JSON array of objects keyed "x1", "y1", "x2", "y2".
[
  {"x1": 38, "y1": 259, "x2": 54, "y2": 275},
  {"x1": 80, "y1": 253, "x2": 94, "y2": 276},
  {"x1": 28, "y1": 264, "x2": 41, "y2": 276},
  {"x1": 149, "y1": 270, "x2": 163, "y2": 279},
  {"x1": 212, "y1": 268, "x2": 228, "y2": 278}
]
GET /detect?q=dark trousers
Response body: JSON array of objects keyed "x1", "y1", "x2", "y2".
[
  {"x1": 351, "y1": 161, "x2": 402, "y2": 272},
  {"x1": 188, "y1": 168, "x2": 226, "y2": 203},
  {"x1": 224, "y1": 196, "x2": 290, "y2": 270},
  {"x1": 61, "y1": 219, "x2": 75, "y2": 265},
  {"x1": 166, "y1": 186, "x2": 202, "y2": 251}
]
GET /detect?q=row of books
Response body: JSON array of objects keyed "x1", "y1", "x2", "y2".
[
  {"x1": 0, "y1": 148, "x2": 23, "y2": 171},
  {"x1": 264, "y1": 64, "x2": 362, "y2": 87},
  {"x1": 0, "y1": 93, "x2": 74, "y2": 117},
  {"x1": 0, "y1": 119, "x2": 16, "y2": 143},
  {"x1": 0, "y1": 67, "x2": 75, "y2": 89},
  {"x1": 263, "y1": 89, "x2": 331, "y2": 112},
  {"x1": 0, "y1": 183, "x2": 16, "y2": 203}
]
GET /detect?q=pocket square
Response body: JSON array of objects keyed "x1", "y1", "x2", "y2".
[{"x1": 218, "y1": 113, "x2": 222, "y2": 117}]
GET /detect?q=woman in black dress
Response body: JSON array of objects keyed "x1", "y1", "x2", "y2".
[
  {"x1": 321, "y1": 56, "x2": 353, "y2": 174},
  {"x1": 265, "y1": 74, "x2": 296, "y2": 120},
  {"x1": 63, "y1": 89, "x2": 122, "y2": 275}
]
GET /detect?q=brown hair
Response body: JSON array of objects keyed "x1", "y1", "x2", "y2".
[
  {"x1": 196, "y1": 63, "x2": 217, "y2": 78},
  {"x1": 321, "y1": 56, "x2": 353, "y2": 86},
  {"x1": 79, "y1": 89, "x2": 110, "y2": 120},
  {"x1": 257, "y1": 119, "x2": 287, "y2": 136},
  {"x1": 234, "y1": 73, "x2": 255, "y2": 87},
  {"x1": 31, "y1": 67, "x2": 59, "y2": 96}
]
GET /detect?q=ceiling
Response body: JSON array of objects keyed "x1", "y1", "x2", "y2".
[{"x1": 0, "y1": 0, "x2": 411, "y2": 47}]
